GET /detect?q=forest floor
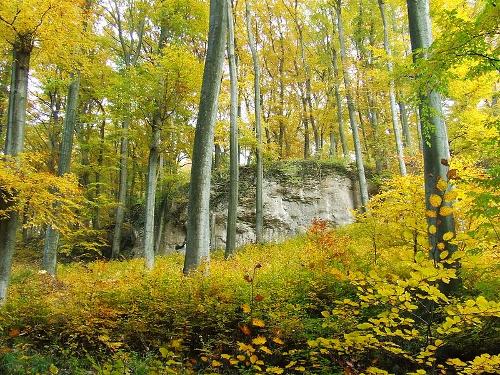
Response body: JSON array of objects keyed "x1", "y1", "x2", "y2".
[{"x1": 0, "y1": 213, "x2": 498, "y2": 374}]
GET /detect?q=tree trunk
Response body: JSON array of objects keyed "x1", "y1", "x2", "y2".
[
  {"x1": 214, "y1": 143, "x2": 222, "y2": 170},
  {"x1": 245, "y1": 0, "x2": 264, "y2": 244},
  {"x1": 111, "y1": 117, "x2": 130, "y2": 259},
  {"x1": 94, "y1": 118, "x2": 106, "y2": 230},
  {"x1": 415, "y1": 107, "x2": 424, "y2": 152},
  {"x1": 0, "y1": 42, "x2": 31, "y2": 304},
  {"x1": 379, "y1": 0, "x2": 407, "y2": 176},
  {"x1": 144, "y1": 121, "x2": 160, "y2": 270},
  {"x1": 183, "y1": 0, "x2": 227, "y2": 273},
  {"x1": 399, "y1": 101, "x2": 413, "y2": 150},
  {"x1": 144, "y1": 23, "x2": 168, "y2": 270},
  {"x1": 225, "y1": 0, "x2": 239, "y2": 258},
  {"x1": 407, "y1": 0, "x2": 457, "y2": 266},
  {"x1": 331, "y1": 47, "x2": 348, "y2": 159},
  {"x1": 43, "y1": 74, "x2": 80, "y2": 276},
  {"x1": 335, "y1": 4, "x2": 369, "y2": 208}
]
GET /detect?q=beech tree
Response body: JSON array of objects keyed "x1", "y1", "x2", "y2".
[
  {"x1": 334, "y1": 1, "x2": 369, "y2": 208},
  {"x1": 183, "y1": 0, "x2": 227, "y2": 273},
  {"x1": 406, "y1": 0, "x2": 457, "y2": 262},
  {"x1": 225, "y1": 0, "x2": 239, "y2": 258},
  {"x1": 245, "y1": 0, "x2": 264, "y2": 244},
  {"x1": 0, "y1": 0, "x2": 83, "y2": 301}
]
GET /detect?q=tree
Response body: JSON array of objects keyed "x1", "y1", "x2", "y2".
[
  {"x1": 143, "y1": 23, "x2": 168, "y2": 271},
  {"x1": 0, "y1": 0, "x2": 83, "y2": 301},
  {"x1": 225, "y1": 0, "x2": 239, "y2": 258},
  {"x1": 245, "y1": 0, "x2": 264, "y2": 244},
  {"x1": 406, "y1": 0, "x2": 457, "y2": 263},
  {"x1": 334, "y1": 1, "x2": 369, "y2": 208},
  {"x1": 42, "y1": 74, "x2": 80, "y2": 275},
  {"x1": 183, "y1": 0, "x2": 227, "y2": 273},
  {"x1": 378, "y1": 0, "x2": 407, "y2": 176},
  {"x1": 107, "y1": 0, "x2": 146, "y2": 259}
]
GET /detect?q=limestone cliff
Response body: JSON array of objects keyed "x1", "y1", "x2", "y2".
[{"x1": 156, "y1": 160, "x2": 358, "y2": 253}]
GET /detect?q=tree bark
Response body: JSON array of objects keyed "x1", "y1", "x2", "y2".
[
  {"x1": 144, "y1": 23, "x2": 168, "y2": 270},
  {"x1": 335, "y1": 4, "x2": 369, "y2": 208},
  {"x1": 111, "y1": 117, "x2": 129, "y2": 259},
  {"x1": 43, "y1": 74, "x2": 80, "y2": 276},
  {"x1": 144, "y1": 119, "x2": 160, "y2": 270},
  {"x1": 399, "y1": 101, "x2": 413, "y2": 150},
  {"x1": 183, "y1": 0, "x2": 227, "y2": 273},
  {"x1": 245, "y1": 0, "x2": 264, "y2": 243},
  {"x1": 225, "y1": 0, "x2": 239, "y2": 258},
  {"x1": 407, "y1": 0, "x2": 457, "y2": 265},
  {"x1": 379, "y1": 0, "x2": 407, "y2": 176},
  {"x1": 0, "y1": 41, "x2": 31, "y2": 304}
]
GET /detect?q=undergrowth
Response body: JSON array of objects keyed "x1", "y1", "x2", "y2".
[{"x1": 0, "y1": 172, "x2": 498, "y2": 374}]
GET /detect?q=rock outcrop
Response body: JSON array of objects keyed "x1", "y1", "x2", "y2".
[{"x1": 159, "y1": 160, "x2": 357, "y2": 253}]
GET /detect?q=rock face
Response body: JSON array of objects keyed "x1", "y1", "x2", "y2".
[
  {"x1": 209, "y1": 174, "x2": 356, "y2": 249},
  {"x1": 159, "y1": 163, "x2": 357, "y2": 253}
]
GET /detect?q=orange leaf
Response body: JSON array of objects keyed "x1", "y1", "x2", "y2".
[
  {"x1": 240, "y1": 324, "x2": 252, "y2": 336},
  {"x1": 254, "y1": 294, "x2": 264, "y2": 302},
  {"x1": 8, "y1": 328, "x2": 20, "y2": 338}
]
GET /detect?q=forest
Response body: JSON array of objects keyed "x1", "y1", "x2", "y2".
[{"x1": 0, "y1": 0, "x2": 499, "y2": 373}]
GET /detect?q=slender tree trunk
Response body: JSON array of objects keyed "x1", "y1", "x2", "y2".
[
  {"x1": 366, "y1": 93, "x2": 384, "y2": 173},
  {"x1": 0, "y1": 42, "x2": 31, "y2": 304},
  {"x1": 225, "y1": 0, "x2": 239, "y2": 258},
  {"x1": 42, "y1": 74, "x2": 80, "y2": 276},
  {"x1": 4, "y1": 49, "x2": 18, "y2": 155},
  {"x1": 94, "y1": 118, "x2": 106, "y2": 230},
  {"x1": 245, "y1": 0, "x2": 263, "y2": 244},
  {"x1": 329, "y1": 126, "x2": 337, "y2": 158},
  {"x1": 399, "y1": 101, "x2": 413, "y2": 150},
  {"x1": 379, "y1": 0, "x2": 407, "y2": 176},
  {"x1": 335, "y1": 4, "x2": 369, "y2": 208},
  {"x1": 183, "y1": 0, "x2": 227, "y2": 273},
  {"x1": 111, "y1": 117, "x2": 129, "y2": 259},
  {"x1": 144, "y1": 23, "x2": 168, "y2": 270},
  {"x1": 331, "y1": 48, "x2": 348, "y2": 158},
  {"x1": 300, "y1": 93, "x2": 310, "y2": 159},
  {"x1": 415, "y1": 107, "x2": 423, "y2": 152},
  {"x1": 144, "y1": 120, "x2": 160, "y2": 270},
  {"x1": 214, "y1": 143, "x2": 222, "y2": 169},
  {"x1": 407, "y1": 0, "x2": 457, "y2": 266}
]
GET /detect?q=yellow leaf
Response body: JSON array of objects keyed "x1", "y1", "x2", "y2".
[
  {"x1": 260, "y1": 345, "x2": 272, "y2": 354},
  {"x1": 440, "y1": 251, "x2": 449, "y2": 260},
  {"x1": 211, "y1": 360, "x2": 222, "y2": 367},
  {"x1": 242, "y1": 303, "x2": 251, "y2": 314},
  {"x1": 428, "y1": 225, "x2": 437, "y2": 234},
  {"x1": 252, "y1": 336, "x2": 267, "y2": 345},
  {"x1": 426, "y1": 210, "x2": 437, "y2": 218},
  {"x1": 429, "y1": 194, "x2": 442, "y2": 207},
  {"x1": 159, "y1": 347, "x2": 169, "y2": 358},
  {"x1": 49, "y1": 364, "x2": 59, "y2": 375},
  {"x1": 221, "y1": 354, "x2": 231, "y2": 359},
  {"x1": 273, "y1": 337, "x2": 284, "y2": 345},
  {"x1": 444, "y1": 191, "x2": 457, "y2": 202},
  {"x1": 443, "y1": 232, "x2": 454, "y2": 241},
  {"x1": 266, "y1": 366, "x2": 284, "y2": 374},
  {"x1": 237, "y1": 355, "x2": 246, "y2": 361},
  {"x1": 437, "y1": 242, "x2": 445, "y2": 250},
  {"x1": 250, "y1": 354, "x2": 258, "y2": 364},
  {"x1": 436, "y1": 179, "x2": 448, "y2": 191},
  {"x1": 321, "y1": 311, "x2": 331, "y2": 318},
  {"x1": 252, "y1": 318, "x2": 265, "y2": 327},
  {"x1": 439, "y1": 206, "x2": 454, "y2": 216}
]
